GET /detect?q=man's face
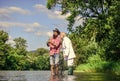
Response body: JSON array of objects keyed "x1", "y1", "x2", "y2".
[
  {"x1": 53, "y1": 31, "x2": 58, "y2": 37},
  {"x1": 60, "y1": 33, "x2": 64, "y2": 39}
]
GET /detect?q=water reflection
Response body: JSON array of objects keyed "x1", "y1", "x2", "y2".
[
  {"x1": 49, "y1": 75, "x2": 62, "y2": 81},
  {"x1": 0, "y1": 71, "x2": 120, "y2": 81},
  {"x1": 75, "y1": 72, "x2": 120, "y2": 81},
  {"x1": 48, "y1": 74, "x2": 76, "y2": 81}
]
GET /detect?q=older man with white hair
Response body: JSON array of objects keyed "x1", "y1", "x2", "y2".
[{"x1": 60, "y1": 32, "x2": 76, "y2": 75}]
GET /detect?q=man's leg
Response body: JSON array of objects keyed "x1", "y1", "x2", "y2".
[
  {"x1": 55, "y1": 64, "x2": 59, "y2": 75},
  {"x1": 68, "y1": 58, "x2": 74, "y2": 75},
  {"x1": 51, "y1": 65, "x2": 54, "y2": 75},
  {"x1": 54, "y1": 54, "x2": 60, "y2": 75},
  {"x1": 50, "y1": 55, "x2": 55, "y2": 75}
]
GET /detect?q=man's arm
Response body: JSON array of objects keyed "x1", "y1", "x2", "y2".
[
  {"x1": 47, "y1": 38, "x2": 57, "y2": 48},
  {"x1": 54, "y1": 37, "x2": 62, "y2": 48},
  {"x1": 63, "y1": 37, "x2": 70, "y2": 57}
]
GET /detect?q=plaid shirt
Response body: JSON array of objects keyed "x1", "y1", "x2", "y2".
[{"x1": 48, "y1": 36, "x2": 61, "y2": 55}]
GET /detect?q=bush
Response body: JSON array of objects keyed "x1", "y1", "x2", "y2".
[
  {"x1": 76, "y1": 54, "x2": 120, "y2": 75},
  {"x1": 76, "y1": 61, "x2": 120, "y2": 75}
]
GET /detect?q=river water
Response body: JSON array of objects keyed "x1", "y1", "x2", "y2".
[{"x1": 0, "y1": 71, "x2": 120, "y2": 81}]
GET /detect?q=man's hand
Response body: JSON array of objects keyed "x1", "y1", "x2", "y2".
[
  {"x1": 64, "y1": 55, "x2": 68, "y2": 58},
  {"x1": 47, "y1": 39, "x2": 50, "y2": 47},
  {"x1": 48, "y1": 40, "x2": 56, "y2": 47},
  {"x1": 64, "y1": 55, "x2": 68, "y2": 60}
]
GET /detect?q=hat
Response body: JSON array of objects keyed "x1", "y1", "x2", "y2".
[{"x1": 53, "y1": 28, "x2": 60, "y2": 35}]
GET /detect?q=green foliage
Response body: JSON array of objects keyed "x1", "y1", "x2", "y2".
[
  {"x1": 14, "y1": 37, "x2": 27, "y2": 49},
  {"x1": 87, "y1": 54, "x2": 102, "y2": 63},
  {"x1": 47, "y1": 0, "x2": 120, "y2": 74},
  {"x1": 76, "y1": 62, "x2": 107, "y2": 72},
  {"x1": 0, "y1": 30, "x2": 9, "y2": 69},
  {"x1": 76, "y1": 61, "x2": 120, "y2": 74},
  {"x1": 0, "y1": 30, "x2": 8, "y2": 43},
  {"x1": 69, "y1": 33, "x2": 99, "y2": 64},
  {"x1": 5, "y1": 47, "x2": 19, "y2": 70},
  {"x1": 35, "y1": 48, "x2": 49, "y2": 56},
  {"x1": 27, "y1": 51, "x2": 50, "y2": 70},
  {"x1": 76, "y1": 54, "x2": 120, "y2": 74},
  {"x1": 34, "y1": 54, "x2": 50, "y2": 70},
  {"x1": 112, "y1": 62, "x2": 120, "y2": 75},
  {"x1": 14, "y1": 37, "x2": 28, "y2": 55},
  {"x1": 0, "y1": 30, "x2": 50, "y2": 70},
  {"x1": 46, "y1": 0, "x2": 56, "y2": 9}
]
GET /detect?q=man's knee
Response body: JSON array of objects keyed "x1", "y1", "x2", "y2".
[
  {"x1": 55, "y1": 64, "x2": 59, "y2": 67},
  {"x1": 51, "y1": 65, "x2": 54, "y2": 69}
]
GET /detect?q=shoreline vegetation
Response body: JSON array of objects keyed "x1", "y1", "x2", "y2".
[
  {"x1": 74, "y1": 54, "x2": 120, "y2": 75},
  {"x1": 75, "y1": 62, "x2": 120, "y2": 75}
]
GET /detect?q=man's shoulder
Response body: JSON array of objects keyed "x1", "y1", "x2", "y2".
[
  {"x1": 64, "y1": 36, "x2": 69, "y2": 39},
  {"x1": 64, "y1": 36, "x2": 70, "y2": 41}
]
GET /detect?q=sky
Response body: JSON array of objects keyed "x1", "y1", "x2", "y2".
[{"x1": 0, "y1": 0, "x2": 71, "y2": 51}]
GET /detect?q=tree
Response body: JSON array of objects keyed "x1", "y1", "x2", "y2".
[
  {"x1": 36, "y1": 48, "x2": 49, "y2": 56},
  {"x1": 27, "y1": 48, "x2": 49, "y2": 70},
  {"x1": 103, "y1": 1, "x2": 120, "y2": 61},
  {"x1": 14, "y1": 37, "x2": 28, "y2": 55},
  {"x1": 0, "y1": 30, "x2": 19, "y2": 70},
  {"x1": 0, "y1": 30, "x2": 50, "y2": 70},
  {"x1": 47, "y1": 0, "x2": 114, "y2": 31},
  {"x1": 0, "y1": 30, "x2": 9, "y2": 69},
  {"x1": 46, "y1": 0, "x2": 120, "y2": 64}
]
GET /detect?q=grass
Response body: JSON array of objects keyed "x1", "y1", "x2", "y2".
[{"x1": 75, "y1": 61, "x2": 120, "y2": 75}]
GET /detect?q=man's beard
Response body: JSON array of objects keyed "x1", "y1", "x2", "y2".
[{"x1": 53, "y1": 35, "x2": 57, "y2": 38}]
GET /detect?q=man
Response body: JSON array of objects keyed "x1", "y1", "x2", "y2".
[
  {"x1": 60, "y1": 32, "x2": 76, "y2": 75},
  {"x1": 47, "y1": 28, "x2": 61, "y2": 76}
]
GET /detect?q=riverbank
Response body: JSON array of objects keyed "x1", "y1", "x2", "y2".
[{"x1": 75, "y1": 61, "x2": 120, "y2": 75}]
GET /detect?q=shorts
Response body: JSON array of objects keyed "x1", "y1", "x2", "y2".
[{"x1": 50, "y1": 54, "x2": 60, "y2": 65}]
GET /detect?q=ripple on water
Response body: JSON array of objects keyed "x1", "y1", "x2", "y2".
[{"x1": 0, "y1": 71, "x2": 120, "y2": 81}]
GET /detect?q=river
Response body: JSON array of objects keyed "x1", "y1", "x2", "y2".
[{"x1": 0, "y1": 71, "x2": 120, "y2": 81}]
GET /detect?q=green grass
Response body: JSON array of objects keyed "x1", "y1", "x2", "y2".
[{"x1": 75, "y1": 61, "x2": 120, "y2": 75}]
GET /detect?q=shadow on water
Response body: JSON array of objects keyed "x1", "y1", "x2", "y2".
[
  {"x1": 48, "y1": 74, "x2": 76, "y2": 81},
  {"x1": 0, "y1": 71, "x2": 120, "y2": 81}
]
